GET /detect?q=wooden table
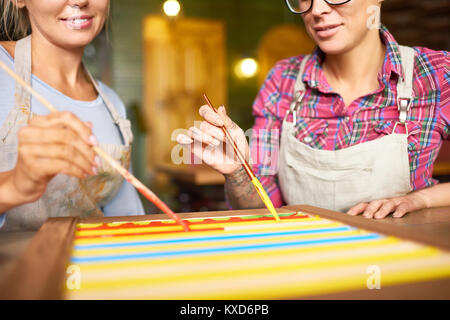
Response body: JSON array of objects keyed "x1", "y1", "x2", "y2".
[{"x1": 0, "y1": 205, "x2": 449, "y2": 300}]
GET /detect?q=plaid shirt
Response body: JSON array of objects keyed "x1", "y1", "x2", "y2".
[{"x1": 249, "y1": 25, "x2": 450, "y2": 208}]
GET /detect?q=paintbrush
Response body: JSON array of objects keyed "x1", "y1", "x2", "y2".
[
  {"x1": 202, "y1": 93, "x2": 280, "y2": 222},
  {"x1": 0, "y1": 60, "x2": 189, "y2": 232}
]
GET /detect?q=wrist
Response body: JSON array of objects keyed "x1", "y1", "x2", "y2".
[
  {"x1": 408, "y1": 189, "x2": 431, "y2": 211},
  {"x1": 224, "y1": 166, "x2": 247, "y2": 182},
  {"x1": 1, "y1": 170, "x2": 42, "y2": 210},
  {"x1": 0, "y1": 171, "x2": 22, "y2": 212}
]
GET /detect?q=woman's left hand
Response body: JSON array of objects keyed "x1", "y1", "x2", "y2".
[{"x1": 346, "y1": 193, "x2": 428, "y2": 219}]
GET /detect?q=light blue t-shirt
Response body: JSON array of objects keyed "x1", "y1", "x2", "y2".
[{"x1": 0, "y1": 44, "x2": 145, "y2": 228}]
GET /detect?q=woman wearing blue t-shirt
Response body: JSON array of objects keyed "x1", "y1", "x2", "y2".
[{"x1": 0, "y1": 0, "x2": 144, "y2": 231}]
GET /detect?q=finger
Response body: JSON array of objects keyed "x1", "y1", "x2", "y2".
[
  {"x1": 346, "y1": 202, "x2": 369, "y2": 216},
  {"x1": 30, "y1": 112, "x2": 98, "y2": 146},
  {"x1": 392, "y1": 202, "x2": 410, "y2": 218},
  {"x1": 187, "y1": 126, "x2": 220, "y2": 147},
  {"x1": 200, "y1": 121, "x2": 225, "y2": 142},
  {"x1": 20, "y1": 143, "x2": 97, "y2": 176},
  {"x1": 176, "y1": 134, "x2": 193, "y2": 145},
  {"x1": 189, "y1": 139, "x2": 220, "y2": 167},
  {"x1": 19, "y1": 126, "x2": 98, "y2": 168},
  {"x1": 374, "y1": 200, "x2": 397, "y2": 219},
  {"x1": 37, "y1": 157, "x2": 88, "y2": 179},
  {"x1": 199, "y1": 105, "x2": 224, "y2": 127},
  {"x1": 362, "y1": 200, "x2": 386, "y2": 219}
]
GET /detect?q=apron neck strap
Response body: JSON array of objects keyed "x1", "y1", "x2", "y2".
[
  {"x1": 396, "y1": 45, "x2": 415, "y2": 124},
  {"x1": 293, "y1": 55, "x2": 309, "y2": 96},
  {"x1": 14, "y1": 35, "x2": 32, "y2": 116},
  {"x1": 286, "y1": 55, "x2": 310, "y2": 124},
  {"x1": 83, "y1": 65, "x2": 133, "y2": 145}
]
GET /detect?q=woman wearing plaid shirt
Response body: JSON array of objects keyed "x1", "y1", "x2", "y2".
[{"x1": 177, "y1": 0, "x2": 450, "y2": 219}]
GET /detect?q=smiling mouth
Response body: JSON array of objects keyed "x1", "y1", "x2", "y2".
[
  {"x1": 65, "y1": 18, "x2": 90, "y2": 24},
  {"x1": 60, "y1": 15, "x2": 93, "y2": 30},
  {"x1": 61, "y1": 16, "x2": 92, "y2": 23},
  {"x1": 314, "y1": 24, "x2": 341, "y2": 31}
]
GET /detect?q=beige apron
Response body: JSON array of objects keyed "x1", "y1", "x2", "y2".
[
  {"x1": 278, "y1": 46, "x2": 415, "y2": 212},
  {"x1": 0, "y1": 35, "x2": 133, "y2": 231}
]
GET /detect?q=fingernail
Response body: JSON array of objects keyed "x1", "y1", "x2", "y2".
[
  {"x1": 393, "y1": 213, "x2": 400, "y2": 218},
  {"x1": 92, "y1": 166, "x2": 98, "y2": 175},
  {"x1": 94, "y1": 156, "x2": 101, "y2": 167},
  {"x1": 89, "y1": 135, "x2": 98, "y2": 146}
]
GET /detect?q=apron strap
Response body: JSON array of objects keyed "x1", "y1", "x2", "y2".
[
  {"x1": 84, "y1": 66, "x2": 133, "y2": 146},
  {"x1": 293, "y1": 55, "x2": 309, "y2": 95},
  {"x1": 396, "y1": 45, "x2": 415, "y2": 125},
  {"x1": 286, "y1": 55, "x2": 310, "y2": 123},
  {"x1": 14, "y1": 35, "x2": 32, "y2": 117}
]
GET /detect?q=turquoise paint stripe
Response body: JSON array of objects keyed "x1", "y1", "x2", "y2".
[{"x1": 74, "y1": 226, "x2": 353, "y2": 250}]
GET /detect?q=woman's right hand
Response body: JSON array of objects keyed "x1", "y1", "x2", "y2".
[
  {"x1": 8, "y1": 111, "x2": 100, "y2": 205},
  {"x1": 176, "y1": 105, "x2": 249, "y2": 175}
]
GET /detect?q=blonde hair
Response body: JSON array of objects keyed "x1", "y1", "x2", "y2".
[{"x1": 0, "y1": 0, "x2": 31, "y2": 41}]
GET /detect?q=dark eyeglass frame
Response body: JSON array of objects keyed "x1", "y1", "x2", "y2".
[{"x1": 285, "y1": 0, "x2": 352, "y2": 14}]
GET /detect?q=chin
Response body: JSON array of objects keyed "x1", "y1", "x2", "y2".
[
  {"x1": 315, "y1": 40, "x2": 349, "y2": 56},
  {"x1": 53, "y1": 31, "x2": 98, "y2": 49}
]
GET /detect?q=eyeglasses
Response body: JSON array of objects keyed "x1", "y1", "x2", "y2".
[{"x1": 285, "y1": 0, "x2": 352, "y2": 14}]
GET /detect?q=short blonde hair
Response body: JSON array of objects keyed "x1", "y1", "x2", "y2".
[{"x1": 0, "y1": 0, "x2": 31, "y2": 41}]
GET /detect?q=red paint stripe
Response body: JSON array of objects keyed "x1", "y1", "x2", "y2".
[
  {"x1": 76, "y1": 214, "x2": 308, "y2": 231},
  {"x1": 75, "y1": 227, "x2": 224, "y2": 239}
]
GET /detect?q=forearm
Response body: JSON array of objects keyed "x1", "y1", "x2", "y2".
[
  {"x1": 409, "y1": 182, "x2": 450, "y2": 210},
  {"x1": 224, "y1": 167, "x2": 265, "y2": 209}
]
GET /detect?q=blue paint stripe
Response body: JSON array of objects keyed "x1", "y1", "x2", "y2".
[
  {"x1": 74, "y1": 226, "x2": 352, "y2": 250},
  {"x1": 71, "y1": 233, "x2": 381, "y2": 264}
]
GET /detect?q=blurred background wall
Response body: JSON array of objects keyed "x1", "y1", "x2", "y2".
[{"x1": 84, "y1": 0, "x2": 450, "y2": 214}]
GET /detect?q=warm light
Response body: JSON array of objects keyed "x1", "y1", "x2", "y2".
[
  {"x1": 235, "y1": 58, "x2": 259, "y2": 79},
  {"x1": 163, "y1": 0, "x2": 181, "y2": 17}
]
